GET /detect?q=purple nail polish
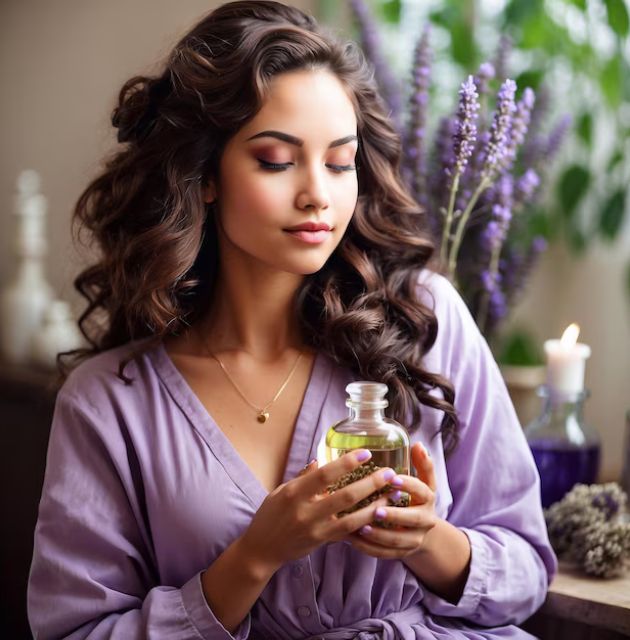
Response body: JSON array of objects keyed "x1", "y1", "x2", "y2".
[
  {"x1": 375, "y1": 507, "x2": 387, "y2": 519},
  {"x1": 360, "y1": 525, "x2": 372, "y2": 535},
  {"x1": 391, "y1": 476, "x2": 404, "y2": 487},
  {"x1": 383, "y1": 469, "x2": 395, "y2": 481},
  {"x1": 389, "y1": 490, "x2": 402, "y2": 502},
  {"x1": 356, "y1": 449, "x2": 371, "y2": 462}
]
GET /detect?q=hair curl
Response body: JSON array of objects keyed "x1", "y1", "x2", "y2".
[{"x1": 68, "y1": 0, "x2": 460, "y2": 454}]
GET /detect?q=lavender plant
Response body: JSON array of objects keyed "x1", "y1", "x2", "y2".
[{"x1": 348, "y1": 1, "x2": 571, "y2": 340}]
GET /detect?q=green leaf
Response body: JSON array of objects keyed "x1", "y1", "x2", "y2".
[
  {"x1": 504, "y1": 0, "x2": 543, "y2": 26},
  {"x1": 450, "y1": 19, "x2": 477, "y2": 67},
  {"x1": 558, "y1": 165, "x2": 591, "y2": 217},
  {"x1": 576, "y1": 111, "x2": 593, "y2": 146},
  {"x1": 515, "y1": 69, "x2": 544, "y2": 92},
  {"x1": 568, "y1": 227, "x2": 588, "y2": 254},
  {"x1": 566, "y1": 0, "x2": 587, "y2": 10},
  {"x1": 521, "y1": 11, "x2": 550, "y2": 49},
  {"x1": 604, "y1": 0, "x2": 630, "y2": 38},
  {"x1": 607, "y1": 148, "x2": 624, "y2": 172},
  {"x1": 599, "y1": 189, "x2": 627, "y2": 240},
  {"x1": 378, "y1": 0, "x2": 402, "y2": 24},
  {"x1": 600, "y1": 55, "x2": 623, "y2": 108}
]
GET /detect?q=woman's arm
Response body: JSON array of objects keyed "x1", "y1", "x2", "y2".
[
  {"x1": 403, "y1": 517, "x2": 471, "y2": 604},
  {"x1": 410, "y1": 273, "x2": 557, "y2": 626},
  {"x1": 28, "y1": 391, "x2": 262, "y2": 640},
  {"x1": 201, "y1": 536, "x2": 277, "y2": 634}
]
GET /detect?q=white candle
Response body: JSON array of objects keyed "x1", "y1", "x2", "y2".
[{"x1": 544, "y1": 323, "x2": 591, "y2": 395}]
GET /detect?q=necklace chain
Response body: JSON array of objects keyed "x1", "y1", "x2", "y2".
[{"x1": 197, "y1": 328, "x2": 303, "y2": 423}]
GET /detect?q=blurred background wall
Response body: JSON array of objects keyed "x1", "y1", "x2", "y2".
[{"x1": 0, "y1": 0, "x2": 627, "y2": 482}]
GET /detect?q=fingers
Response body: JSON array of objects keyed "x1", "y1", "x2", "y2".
[
  {"x1": 299, "y1": 449, "x2": 374, "y2": 497},
  {"x1": 411, "y1": 442, "x2": 436, "y2": 492},
  {"x1": 297, "y1": 459, "x2": 318, "y2": 478},
  {"x1": 318, "y1": 464, "x2": 403, "y2": 520},
  {"x1": 326, "y1": 495, "x2": 391, "y2": 541}
]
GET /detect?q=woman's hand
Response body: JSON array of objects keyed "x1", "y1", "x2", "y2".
[
  {"x1": 344, "y1": 442, "x2": 438, "y2": 559},
  {"x1": 239, "y1": 450, "x2": 398, "y2": 576}
]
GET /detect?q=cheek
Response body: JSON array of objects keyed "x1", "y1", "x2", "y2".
[
  {"x1": 333, "y1": 180, "x2": 359, "y2": 224},
  {"x1": 221, "y1": 174, "x2": 286, "y2": 224}
]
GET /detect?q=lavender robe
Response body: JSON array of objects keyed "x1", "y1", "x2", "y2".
[{"x1": 28, "y1": 271, "x2": 557, "y2": 639}]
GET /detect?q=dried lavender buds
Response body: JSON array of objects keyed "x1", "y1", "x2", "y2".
[
  {"x1": 544, "y1": 482, "x2": 630, "y2": 578},
  {"x1": 327, "y1": 460, "x2": 410, "y2": 530}
]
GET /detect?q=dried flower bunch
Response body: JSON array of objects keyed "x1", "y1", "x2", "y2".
[
  {"x1": 544, "y1": 483, "x2": 630, "y2": 578},
  {"x1": 327, "y1": 459, "x2": 411, "y2": 530},
  {"x1": 348, "y1": 1, "x2": 571, "y2": 339}
]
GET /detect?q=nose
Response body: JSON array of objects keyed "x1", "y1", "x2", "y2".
[{"x1": 295, "y1": 165, "x2": 330, "y2": 212}]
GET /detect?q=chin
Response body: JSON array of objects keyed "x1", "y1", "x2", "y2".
[{"x1": 283, "y1": 255, "x2": 332, "y2": 276}]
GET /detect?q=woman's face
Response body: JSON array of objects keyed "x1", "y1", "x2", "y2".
[{"x1": 206, "y1": 69, "x2": 359, "y2": 275}]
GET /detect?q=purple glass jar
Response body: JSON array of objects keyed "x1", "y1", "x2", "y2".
[{"x1": 525, "y1": 386, "x2": 600, "y2": 508}]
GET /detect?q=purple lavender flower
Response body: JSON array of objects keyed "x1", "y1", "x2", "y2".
[
  {"x1": 481, "y1": 79, "x2": 517, "y2": 180},
  {"x1": 430, "y1": 116, "x2": 456, "y2": 208},
  {"x1": 531, "y1": 236, "x2": 548, "y2": 254},
  {"x1": 349, "y1": 0, "x2": 404, "y2": 131},
  {"x1": 482, "y1": 220, "x2": 502, "y2": 252},
  {"x1": 504, "y1": 88, "x2": 535, "y2": 168},
  {"x1": 473, "y1": 62, "x2": 495, "y2": 99},
  {"x1": 452, "y1": 76, "x2": 480, "y2": 178},
  {"x1": 515, "y1": 168, "x2": 541, "y2": 203},
  {"x1": 546, "y1": 114, "x2": 573, "y2": 159},
  {"x1": 406, "y1": 24, "x2": 432, "y2": 205},
  {"x1": 488, "y1": 286, "x2": 508, "y2": 325}
]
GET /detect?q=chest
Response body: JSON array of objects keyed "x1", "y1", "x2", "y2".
[{"x1": 171, "y1": 352, "x2": 316, "y2": 494}]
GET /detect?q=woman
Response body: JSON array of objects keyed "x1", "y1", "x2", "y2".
[{"x1": 28, "y1": 1, "x2": 556, "y2": 638}]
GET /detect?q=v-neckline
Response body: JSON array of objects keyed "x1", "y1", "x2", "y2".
[{"x1": 150, "y1": 342, "x2": 334, "y2": 509}]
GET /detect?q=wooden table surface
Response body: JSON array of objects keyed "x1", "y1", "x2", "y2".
[{"x1": 540, "y1": 560, "x2": 630, "y2": 635}]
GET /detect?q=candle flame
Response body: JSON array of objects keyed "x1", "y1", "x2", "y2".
[{"x1": 560, "y1": 323, "x2": 580, "y2": 348}]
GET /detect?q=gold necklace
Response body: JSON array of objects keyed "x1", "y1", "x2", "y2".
[{"x1": 197, "y1": 329, "x2": 303, "y2": 423}]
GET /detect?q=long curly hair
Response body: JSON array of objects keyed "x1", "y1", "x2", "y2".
[{"x1": 69, "y1": 0, "x2": 460, "y2": 454}]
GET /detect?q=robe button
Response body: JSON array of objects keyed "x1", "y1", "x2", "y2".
[
  {"x1": 297, "y1": 605, "x2": 311, "y2": 617},
  {"x1": 292, "y1": 563, "x2": 304, "y2": 578}
]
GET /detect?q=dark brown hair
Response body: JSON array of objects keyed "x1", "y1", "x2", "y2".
[{"x1": 69, "y1": 0, "x2": 459, "y2": 453}]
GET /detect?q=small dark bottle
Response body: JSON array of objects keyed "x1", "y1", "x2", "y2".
[{"x1": 525, "y1": 386, "x2": 601, "y2": 508}]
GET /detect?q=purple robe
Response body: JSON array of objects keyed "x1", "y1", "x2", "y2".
[{"x1": 28, "y1": 271, "x2": 557, "y2": 639}]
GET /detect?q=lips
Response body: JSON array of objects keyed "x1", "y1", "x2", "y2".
[{"x1": 284, "y1": 222, "x2": 331, "y2": 232}]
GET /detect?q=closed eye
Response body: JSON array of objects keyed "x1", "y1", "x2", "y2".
[
  {"x1": 327, "y1": 164, "x2": 356, "y2": 173},
  {"x1": 257, "y1": 159, "x2": 356, "y2": 173},
  {"x1": 258, "y1": 159, "x2": 293, "y2": 171}
]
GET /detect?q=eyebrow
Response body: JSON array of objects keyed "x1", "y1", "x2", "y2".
[{"x1": 245, "y1": 130, "x2": 358, "y2": 148}]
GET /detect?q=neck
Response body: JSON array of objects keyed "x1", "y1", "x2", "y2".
[{"x1": 197, "y1": 239, "x2": 307, "y2": 362}]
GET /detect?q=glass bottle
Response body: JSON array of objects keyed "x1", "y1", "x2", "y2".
[
  {"x1": 317, "y1": 381, "x2": 411, "y2": 526},
  {"x1": 525, "y1": 385, "x2": 601, "y2": 508}
]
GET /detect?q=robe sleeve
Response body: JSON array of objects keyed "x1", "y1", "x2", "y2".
[
  {"x1": 418, "y1": 274, "x2": 558, "y2": 626},
  {"x1": 27, "y1": 391, "x2": 251, "y2": 640}
]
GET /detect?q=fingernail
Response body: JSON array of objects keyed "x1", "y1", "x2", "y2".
[
  {"x1": 374, "y1": 507, "x2": 387, "y2": 520},
  {"x1": 391, "y1": 476, "x2": 404, "y2": 487},
  {"x1": 389, "y1": 490, "x2": 402, "y2": 502},
  {"x1": 382, "y1": 468, "x2": 395, "y2": 481},
  {"x1": 356, "y1": 449, "x2": 372, "y2": 462},
  {"x1": 360, "y1": 525, "x2": 372, "y2": 535}
]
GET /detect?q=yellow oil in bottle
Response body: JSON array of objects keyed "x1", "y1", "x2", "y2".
[{"x1": 319, "y1": 382, "x2": 411, "y2": 527}]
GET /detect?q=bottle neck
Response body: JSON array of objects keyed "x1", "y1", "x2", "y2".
[
  {"x1": 348, "y1": 406, "x2": 386, "y2": 421},
  {"x1": 540, "y1": 387, "x2": 587, "y2": 417},
  {"x1": 16, "y1": 256, "x2": 47, "y2": 282}
]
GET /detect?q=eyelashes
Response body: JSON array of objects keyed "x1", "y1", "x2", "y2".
[{"x1": 257, "y1": 159, "x2": 356, "y2": 173}]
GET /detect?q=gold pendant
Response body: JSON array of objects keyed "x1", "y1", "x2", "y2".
[{"x1": 257, "y1": 411, "x2": 270, "y2": 423}]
